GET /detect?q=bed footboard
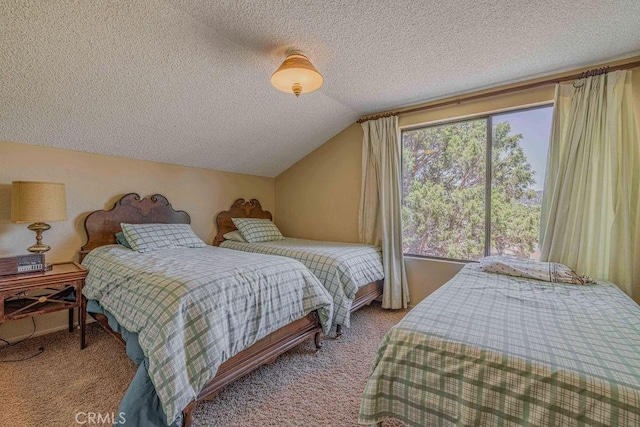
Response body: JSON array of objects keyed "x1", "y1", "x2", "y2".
[
  {"x1": 336, "y1": 280, "x2": 384, "y2": 337},
  {"x1": 182, "y1": 310, "x2": 322, "y2": 427}
]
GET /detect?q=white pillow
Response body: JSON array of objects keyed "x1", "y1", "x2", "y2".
[
  {"x1": 120, "y1": 223, "x2": 206, "y2": 253},
  {"x1": 223, "y1": 230, "x2": 246, "y2": 242},
  {"x1": 478, "y1": 256, "x2": 593, "y2": 285},
  {"x1": 231, "y1": 218, "x2": 284, "y2": 243}
]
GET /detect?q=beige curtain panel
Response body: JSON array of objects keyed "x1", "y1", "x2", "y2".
[
  {"x1": 540, "y1": 70, "x2": 640, "y2": 301},
  {"x1": 359, "y1": 116, "x2": 410, "y2": 309}
]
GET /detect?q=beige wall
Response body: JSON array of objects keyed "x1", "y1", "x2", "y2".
[
  {"x1": 276, "y1": 65, "x2": 640, "y2": 306},
  {"x1": 0, "y1": 140, "x2": 275, "y2": 341},
  {"x1": 275, "y1": 124, "x2": 362, "y2": 243}
]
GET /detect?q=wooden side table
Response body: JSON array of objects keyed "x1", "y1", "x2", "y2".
[{"x1": 0, "y1": 262, "x2": 88, "y2": 349}]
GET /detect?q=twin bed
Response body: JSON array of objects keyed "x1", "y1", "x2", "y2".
[
  {"x1": 359, "y1": 262, "x2": 640, "y2": 426},
  {"x1": 214, "y1": 198, "x2": 384, "y2": 336},
  {"x1": 79, "y1": 193, "x2": 383, "y2": 426}
]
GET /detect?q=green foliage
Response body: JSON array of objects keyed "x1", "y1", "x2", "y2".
[{"x1": 402, "y1": 119, "x2": 540, "y2": 260}]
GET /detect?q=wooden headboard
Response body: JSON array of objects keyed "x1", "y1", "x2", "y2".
[
  {"x1": 79, "y1": 193, "x2": 191, "y2": 261},
  {"x1": 213, "y1": 199, "x2": 272, "y2": 246}
]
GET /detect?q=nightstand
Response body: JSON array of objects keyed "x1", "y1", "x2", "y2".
[{"x1": 0, "y1": 262, "x2": 88, "y2": 349}]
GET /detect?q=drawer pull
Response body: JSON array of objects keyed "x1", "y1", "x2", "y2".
[{"x1": 38, "y1": 296, "x2": 47, "y2": 303}]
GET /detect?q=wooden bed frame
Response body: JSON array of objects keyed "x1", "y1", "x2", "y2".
[
  {"x1": 214, "y1": 198, "x2": 383, "y2": 336},
  {"x1": 79, "y1": 193, "x2": 323, "y2": 427}
]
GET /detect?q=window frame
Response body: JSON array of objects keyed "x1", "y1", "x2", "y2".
[{"x1": 400, "y1": 102, "x2": 554, "y2": 262}]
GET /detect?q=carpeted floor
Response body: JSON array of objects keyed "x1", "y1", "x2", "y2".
[{"x1": 0, "y1": 303, "x2": 406, "y2": 426}]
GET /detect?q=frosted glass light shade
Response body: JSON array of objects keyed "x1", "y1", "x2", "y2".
[
  {"x1": 271, "y1": 51, "x2": 323, "y2": 97},
  {"x1": 11, "y1": 181, "x2": 67, "y2": 223}
]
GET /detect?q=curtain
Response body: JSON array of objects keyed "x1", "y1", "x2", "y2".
[
  {"x1": 359, "y1": 116, "x2": 410, "y2": 309},
  {"x1": 540, "y1": 70, "x2": 639, "y2": 300}
]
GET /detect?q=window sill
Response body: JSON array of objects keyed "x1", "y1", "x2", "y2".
[{"x1": 403, "y1": 255, "x2": 474, "y2": 265}]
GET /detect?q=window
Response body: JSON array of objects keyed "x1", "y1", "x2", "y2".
[{"x1": 402, "y1": 105, "x2": 553, "y2": 261}]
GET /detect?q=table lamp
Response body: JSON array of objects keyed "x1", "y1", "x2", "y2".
[{"x1": 11, "y1": 181, "x2": 68, "y2": 253}]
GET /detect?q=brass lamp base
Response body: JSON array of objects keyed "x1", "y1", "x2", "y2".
[{"x1": 27, "y1": 222, "x2": 51, "y2": 253}]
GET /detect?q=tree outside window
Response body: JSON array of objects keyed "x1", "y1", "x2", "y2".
[{"x1": 401, "y1": 105, "x2": 553, "y2": 261}]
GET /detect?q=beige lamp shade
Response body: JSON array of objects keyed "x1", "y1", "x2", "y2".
[
  {"x1": 11, "y1": 181, "x2": 68, "y2": 223},
  {"x1": 271, "y1": 51, "x2": 323, "y2": 97}
]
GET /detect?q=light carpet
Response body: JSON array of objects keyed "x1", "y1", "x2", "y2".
[{"x1": 0, "y1": 303, "x2": 406, "y2": 426}]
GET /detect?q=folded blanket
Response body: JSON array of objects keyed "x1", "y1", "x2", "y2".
[{"x1": 478, "y1": 256, "x2": 594, "y2": 285}]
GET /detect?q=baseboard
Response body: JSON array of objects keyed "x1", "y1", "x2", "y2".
[{"x1": 0, "y1": 317, "x2": 95, "y2": 346}]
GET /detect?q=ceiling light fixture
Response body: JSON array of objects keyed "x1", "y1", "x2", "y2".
[{"x1": 271, "y1": 50, "x2": 323, "y2": 97}]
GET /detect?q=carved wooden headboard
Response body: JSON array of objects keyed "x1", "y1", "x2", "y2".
[
  {"x1": 79, "y1": 193, "x2": 191, "y2": 261},
  {"x1": 213, "y1": 199, "x2": 272, "y2": 246}
]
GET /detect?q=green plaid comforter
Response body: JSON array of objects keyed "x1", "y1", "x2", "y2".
[
  {"x1": 360, "y1": 264, "x2": 640, "y2": 426},
  {"x1": 82, "y1": 245, "x2": 333, "y2": 425},
  {"x1": 220, "y1": 238, "x2": 384, "y2": 329}
]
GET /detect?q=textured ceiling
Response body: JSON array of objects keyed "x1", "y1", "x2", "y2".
[{"x1": 1, "y1": 1, "x2": 639, "y2": 177}]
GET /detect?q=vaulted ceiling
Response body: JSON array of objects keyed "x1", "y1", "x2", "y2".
[{"x1": 1, "y1": 1, "x2": 639, "y2": 177}]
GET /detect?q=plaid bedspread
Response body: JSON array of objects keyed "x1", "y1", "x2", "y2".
[
  {"x1": 82, "y1": 245, "x2": 333, "y2": 425},
  {"x1": 360, "y1": 264, "x2": 640, "y2": 426},
  {"x1": 221, "y1": 238, "x2": 384, "y2": 329}
]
